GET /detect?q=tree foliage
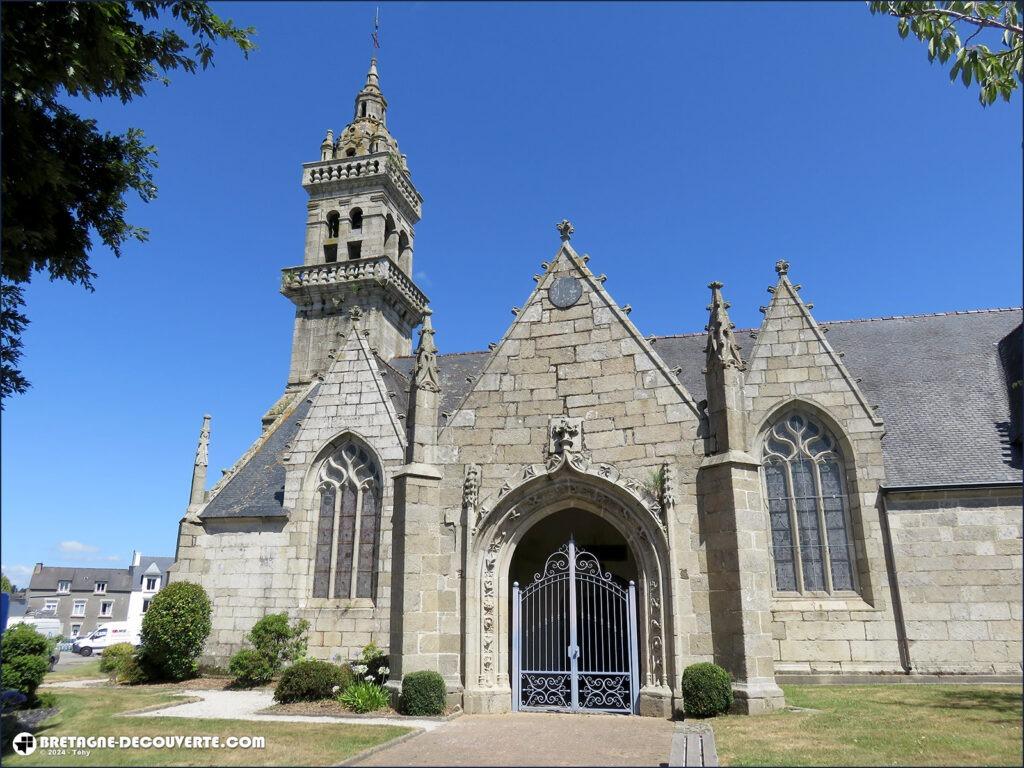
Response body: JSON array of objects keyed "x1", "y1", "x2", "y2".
[
  {"x1": 0, "y1": 574, "x2": 13, "y2": 593},
  {"x1": 0, "y1": 2, "x2": 255, "y2": 404},
  {"x1": 868, "y1": 2, "x2": 1023, "y2": 106}
]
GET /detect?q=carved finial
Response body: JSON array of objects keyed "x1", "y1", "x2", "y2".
[
  {"x1": 349, "y1": 306, "x2": 363, "y2": 324},
  {"x1": 775, "y1": 259, "x2": 790, "y2": 277},
  {"x1": 550, "y1": 415, "x2": 581, "y2": 455},
  {"x1": 705, "y1": 281, "x2": 745, "y2": 371},
  {"x1": 412, "y1": 308, "x2": 441, "y2": 393},
  {"x1": 194, "y1": 414, "x2": 211, "y2": 467},
  {"x1": 556, "y1": 219, "x2": 574, "y2": 241}
]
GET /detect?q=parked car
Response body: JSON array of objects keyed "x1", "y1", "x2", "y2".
[
  {"x1": 72, "y1": 622, "x2": 140, "y2": 656},
  {"x1": 7, "y1": 616, "x2": 63, "y2": 670}
]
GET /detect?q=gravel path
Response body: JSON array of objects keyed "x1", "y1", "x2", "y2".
[
  {"x1": 130, "y1": 689, "x2": 447, "y2": 731},
  {"x1": 42, "y1": 678, "x2": 109, "y2": 689}
]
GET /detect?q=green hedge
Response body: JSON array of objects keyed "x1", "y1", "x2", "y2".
[
  {"x1": 681, "y1": 662, "x2": 733, "y2": 717},
  {"x1": 273, "y1": 659, "x2": 346, "y2": 703},
  {"x1": 139, "y1": 581, "x2": 211, "y2": 681},
  {"x1": 398, "y1": 670, "x2": 446, "y2": 716}
]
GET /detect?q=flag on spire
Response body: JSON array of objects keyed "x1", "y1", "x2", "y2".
[{"x1": 371, "y1": 6, "x2": 380, "y2": 49}]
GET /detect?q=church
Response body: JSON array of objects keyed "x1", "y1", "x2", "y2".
[{"x1": 171, "y1": 59, "x2": 1022, "y2": 716}]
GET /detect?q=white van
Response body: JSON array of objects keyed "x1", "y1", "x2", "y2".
[{"x1": 72, "y1": 622, "x2": 140, "y2": 656}]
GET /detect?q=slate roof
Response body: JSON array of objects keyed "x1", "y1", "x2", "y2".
[
  {"x1": 200, "y1": 386, "x2": 318, "y2": 518},
  {"x1": 200, "y1": 309, "x2": 1020, "y2": 518},
  {"x1": 28, "y1": 566, "x2": 132, "y2": 593},
  {"x1": 128, "y1": 556, "x2": 175, "y2": 589}
]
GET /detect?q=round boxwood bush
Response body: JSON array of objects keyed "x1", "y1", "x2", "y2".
[
  {"x1": 99, "y1": 643, "x2": 135, "y2": 675},
  {"x1": 139, "y1": 581, "x2": 212, "y2": 681},
  {"x1": 398, "y1": 670, "x2": 446, "y2": 716},
  {"x1": 681, "y1": 662, "x2": 733, "y2": 717},
  {"x1": 229, "y1": 648, "x2": 275, "y2": 687},
  {"x1": 273, "y1": 659, "x2": 346, "y2": 703}
]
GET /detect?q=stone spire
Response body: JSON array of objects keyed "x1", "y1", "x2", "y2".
[
  {"x1": 704, "y1": 281, "x2": 745, "y2": 371},
  {"x1": 412, "y1": 308, "x2": 441, "y2": 393},
  {"x1": 406, "y1": 309, "x2": 441, "y2": 464},
  {"x1": 189, "y1": 414, "x2": 211, "y2": 506}
]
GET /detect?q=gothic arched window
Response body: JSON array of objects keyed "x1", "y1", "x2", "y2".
[
  {"x1": 350, "y1": 208, "x2": 363, "y2": 231},
  {"x1": 761, "y1": 413, "x2": 856, "y2": 594},
  {"x1": 311, "y1": 441, "x2": 383, "y2": 600}
]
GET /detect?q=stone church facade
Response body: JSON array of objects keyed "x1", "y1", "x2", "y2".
[{"x1": 172, "y1": 60, "x2": 1023, "y2": 716}]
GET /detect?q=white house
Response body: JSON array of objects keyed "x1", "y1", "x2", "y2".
[{"x1": 126, "y1": 552, "x2": 175, "y2": 631}]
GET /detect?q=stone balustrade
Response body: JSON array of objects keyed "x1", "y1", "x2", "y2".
[
  {"x1": 302, "y1": 152, "x2": 422, "y2": 217},
  {"x1": 281, "y1": 255, "x2": 428, "y2": 311}
]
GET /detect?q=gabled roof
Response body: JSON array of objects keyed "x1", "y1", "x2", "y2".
[
  {"x1": 389, "y1": 308, "x2": 1022, "y2": 489},
  {"x1": 28, "y1": 566, "x2": 131, "y2": 593},
  {"x1": 196, "y1": 308, "x2": 1020, "y2": 518},
  {"x1": 200, "y1": 385, "x2": 319, "y2": 519}
]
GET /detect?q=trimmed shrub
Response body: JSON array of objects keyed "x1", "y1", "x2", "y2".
[
  {"x1": 247, "y1": 613, "x2": 309, "y2": 671},
  {"x1": 273, "y1": 659, "x2": 345, "y2": 703},
  {"x1": 99, "y1": 643, "x2": 135, "y2": 675},
  {"x1": 681, "y1": 663, "x2": 733, "y2": 717},
  {"x1": 1, "y1": 624, "x2": 50, "y2": 701},
  {"x1": 229, "y1": 648, "x2": 275, "y2": 687},
  {"x1": 115, "y1": 654, "x2": 148, "y2": 685},
  {"x1": 2, "y1": 624, "x2": 49, "y2": 659},
  {"x1": 339, "y1": 681, "x2": 390, "y2": 713},
  {"x1": 399, "y1": 670, "x2": 446, "y2": 716},
  {"x1": 1, "y1": 655, "x2": 48, "y2": 701},
  {"x1": 139, "y1": 581, "x2": 211, "y2": 681}
]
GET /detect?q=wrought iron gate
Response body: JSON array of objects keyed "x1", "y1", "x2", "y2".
[{"x1": 512, "y1": 538, "x2": 639, "y2": 713}]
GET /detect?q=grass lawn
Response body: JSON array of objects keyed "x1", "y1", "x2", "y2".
[
  {"x1": 43, "y1": 659, "x2": 104, "y2": 683},
  {"x1": 713, "y1": 684, "x2": 1023, "y2": 766},
  {"x1": 5, "y1": 686, "x2": 411, "y2": 766}
]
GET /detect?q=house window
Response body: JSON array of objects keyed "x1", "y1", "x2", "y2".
[
  {"x1": 94, "y1": 581, "x2": 107, "y2": 594},
  {"x1": 312, "y1": 440, "x2": 383, "y2": 600},
  {"x1": 144, "y1": 577, "x2": 159, "y2": 592},
  {"x1": 70, "y1": 623, "x2": 82, "y2": 638},
  {"x1": 762, "y1": 413, "x2": 857, "y2": 594},
  {"x1": 71, "y1": 600, "x2": 86, "y2": 617},
  {"x1": 142, "y1": 599, "x2": 152, "y2": 614},
  {"x1": 99, "y1": 601, "x2": 113, "y2": 617},
  {"x1": 57, "y1": 580, "x2": 71, "y2": 594},
  {"x1": 43, "y1": 599, "x2": 59, "y2": 612}
]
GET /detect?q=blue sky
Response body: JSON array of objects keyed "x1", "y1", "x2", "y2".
[{"x1": 2, "y1": 1, "x2": 1021, "y2": 587}]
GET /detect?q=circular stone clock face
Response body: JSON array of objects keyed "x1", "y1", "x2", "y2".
[{"x1": 548, "y1": 276, "x2": 582, "y2": 309}]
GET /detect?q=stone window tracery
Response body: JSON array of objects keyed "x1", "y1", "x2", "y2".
[
  {"x1": 312, "y1": 440, "x2": 383, "y2": 600},
  {"x1": 761, "y1": 413, "x2": 857, "y2": 594}
]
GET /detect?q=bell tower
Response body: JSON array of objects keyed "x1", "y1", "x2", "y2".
[{"x1": 282, "y1": 57, "x2": 427, "y2": 386}]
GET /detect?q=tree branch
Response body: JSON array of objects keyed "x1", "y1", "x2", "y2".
[{"x1": 892, "y1": 7, "x2": 1024, "y2": 37}]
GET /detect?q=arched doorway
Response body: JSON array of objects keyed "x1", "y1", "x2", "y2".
[
  {"x1": 509, "y1": 508, "x2": 640, "y2": 713},
  {"x1": 462, "y1": 466, "x2": 675, "y2": 717}
]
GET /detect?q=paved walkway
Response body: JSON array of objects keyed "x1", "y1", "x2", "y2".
[
  {"x1": 126, "y1": 689, "x2": 447, "y2": 731},
  {"x1": 353, "y1": 712, "x2": 678, "y2": 766}
]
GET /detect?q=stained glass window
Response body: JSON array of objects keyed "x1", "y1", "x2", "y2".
[
  {"x1": 761, "y1": 413, "x2": 856, "y2": 594},
  {"x1": 311, "y1": 441, "x2": 383, "y2": 600}
]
